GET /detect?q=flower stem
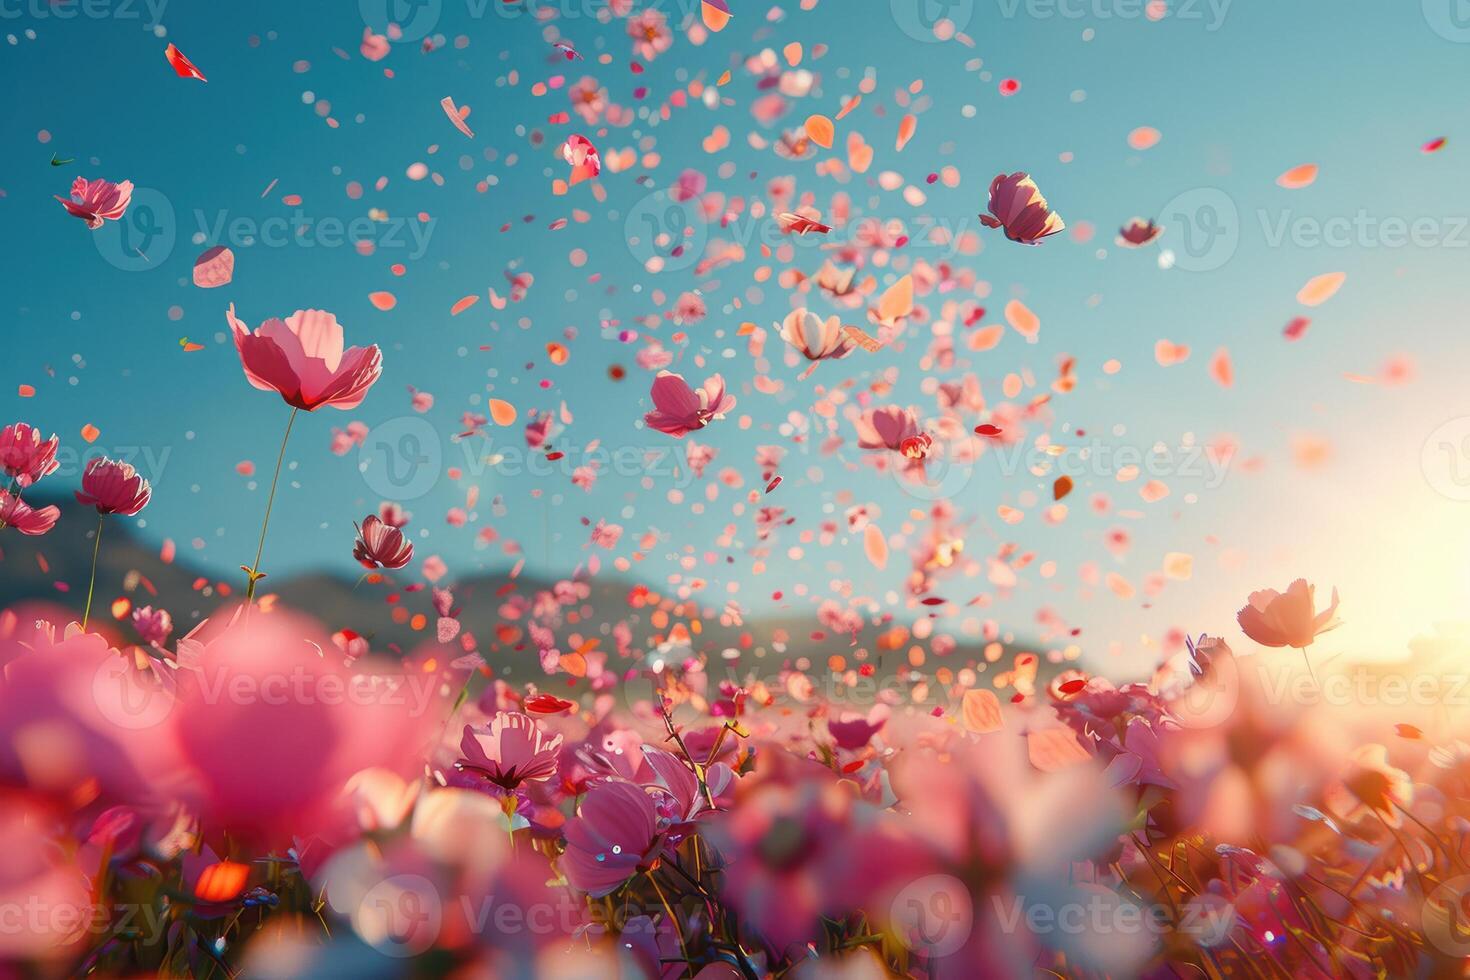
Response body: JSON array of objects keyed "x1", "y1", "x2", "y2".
[
  {"x1": 82, "y1": 513, "x2": 104, "y2": 629},
  {"x1": 245, "y1": 407, "x2": 299, "y2": 603},
  {"x1": 0, "y1": 476, "x2": 17, "y2": 532}
]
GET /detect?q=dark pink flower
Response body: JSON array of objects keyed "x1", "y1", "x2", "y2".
[
  {"x1": 352, "y1": 514, "x2": 413, "y2": 569},
  {"x1": 74, "y1": 457, "x2": 151, "y2": 516},
  {"x1": 0, "y1": 492, "x2": 58, "y2": 536},
  {"x1": 0, "y1": 423, "x2": 60, "y2": 487},
  {"x1": 979, "y1": 171, "x2": 1065, "y2": 245},
  {"x1": 643, "y1": 372, "x2": 736, "y2": 438},
  {"x1": 560, "y1": 779, "x2": 664, "y2": 897},
  {"x1": 227, "y1": 305, "x2": 383, "y2": 411},
  {"x1": 131, "y1": 605, "x2": 173, "y2": 646},
  {"x1": 55, "y1": 176, "x2": 133, "y2": 229},
  {"x1": 1116, "y1": 217, "x2": 1163, "y2": 247},
  {"x1": 457, "y1": 712, "x2": 564, "y2": 790}
]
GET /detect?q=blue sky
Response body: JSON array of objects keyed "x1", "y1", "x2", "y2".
[{"x1": 4, "y1": 0, "x2": 1470, "y2": 671}]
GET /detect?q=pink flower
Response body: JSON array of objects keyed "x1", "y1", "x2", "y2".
[
  {"x1": 978, "y1": 172, "x2": 1065, "y2": 245},
  {"x1": 685, "y1": 439, "x2": 716, "y2": 477},
  {"x1": 353, "y1": 515, "x2": 413, "y2": 570},
  {"x1": 1236, "y1": 579, "x2": 1340, "y2": 649},
  {"x1": 457, "y1": 712, "x2": 563, "y2": 790},
  {"x1": 560, "y1": 779, "x2": 664, "y2": 897},
  {"x1": 590, "y1": 519, "x2": 623, "y2": 549},
  {"x1": 226, "y1": 304, "x2": 383, "y2": 411},
  {"x1": 378, "y1": 501, "x2": 411, "y2": 528},
  {"x1": 1117, "y1": 217, "x2": 1163, "y2": 247},
  {"x1": 567, "y1": 76, "x2": 607, "y2": 125},
  {"x1": 854, "y1": 405, "x2": 924, "y2": 452},
  {"x1": 55, "y1": 176, "x2": 133, "y2": 229},
  {"x1": 74, "y1": 457, "x2": 151, "y2": 516},
  {"x1": 673, "y1": 291, "x2": 706, "y2": 324},
  {"x1": 524, "y1": 414, "x2": 556, "y2": 449},
  {"x1": 0, "y1": 423, "x2": 60, "y2": 487},
  {"x1": 627, "y1": 8, "x2": 672, "y2": 61},
  {"x1": 673, "y1": 168, "x2": 707, "y2": 202},
  {"x1": 780, "y1": 309, "x2": 854, "y2": 371},
  {"x1": 360, "y1": 27, "x2": 390, "y2": 61},
  {"x1": 643, "y1": 372, "x2": 736, "y2": 438},
  {"x1": 0, "y1": 491, "x2": 58, "y2": 536},
  {"x1": 561, "y1": 134, "x2": 601, "y2": 185},
  {"x1": 131, "y1": 605, "x2": 173, "y2": 646}
]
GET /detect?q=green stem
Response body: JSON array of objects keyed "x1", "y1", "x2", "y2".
[
  {"x1": 245, "y1": 407, "x2": 299, "y2": 602},
  {"x1": 82, "y1": 513, "x2": 104, "y2": 629}
]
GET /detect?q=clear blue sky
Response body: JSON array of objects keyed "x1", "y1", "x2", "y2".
[{"x1": 5, "y1": 0, "x2": 1470, "y2": 671}]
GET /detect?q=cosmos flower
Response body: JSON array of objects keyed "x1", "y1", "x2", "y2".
[
  {"x1": 1236, "y1": 579, "x2": 1340, "y2": 649},
  {"x1": 0, "y1": 422, "x2": 60, "y2": 488},
  {"x1": 854, "y1": 405, "x2": 925, "y2": 453},
  {"x1": 1117, "y1": 217, "x2": 1163, "y2": 247},
  {"x1": 978, "y1": 172, "x2": 1065, "y2": 245},
  {"x1": 559, "y1": 779, "x2": 664, "y2": 897},
  {"x1": 568, "y1": 76, "x2": 608, "y2": 125},
  {"x1": 779, "y1": 309, "x2": 855, "y2": 372},
  {"x1": 1322, "y1": 743, "x2": 1414, "y2": 828},
  {"x1": 352, "y1": 515, "x2": 414, "y2": 570},
  {"x1": 226, "y1": 305, "x2": 383, "y2": 412},
  {"x1": 643, "y1": 372, "x2": 736, "y2": 438},
  {"x1": 627, "y1": 8, "x2": 672, "y2": 61},
  {"x1": 0, "y1": 492, "x2": 59, "y2": 536},
  {"x1": 55, "y1": 176, "x2": 133, "y2": 229},
  {"x1": 131, "y1": 606, "x2": 173, "y2": 647},
  {"x1": 456, "y1": 712, "x2": 564, "y2": 791},
  {"x1": 75, "y1": 457, "x2": 151, "y2": 516}
]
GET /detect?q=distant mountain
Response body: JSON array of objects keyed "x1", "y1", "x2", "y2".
[{"x1": 0, "y1": 494, "x2": 1045, "y2": 695}]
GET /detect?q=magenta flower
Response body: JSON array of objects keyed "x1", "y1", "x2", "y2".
[
  {"x1": 0, "y1": 423, "x2": 60, "y2": 488},
  {"x1": 643, "y1": 372, "x2": 735, "y2": 438},
  {"x1": 1117, "y1": 217, "x2": 1163, "y2": 248},
  {"x1": 226, "y1": 304, "x2": 383, "y2": 411},
  {"x1": 55, "y1": 176, "x2": 133, "y2": 229},
  {"x1": 75, "y1": 457, "x2": 151, "y2": 516},
  {"x1": 979, "y1": 171, "x2": 1065, "y2": 245},
  {"x1": 627, "y1": 8, "x2": 672, "y2": 61},
  {"x1": 0, "y1": 491, "x2": 59, "y2": 536},
  {"x1": 560, "y1": 779, "x2": 664, "y2": 897},
  {"x1": 352, "y1": 515, "x2": 414, "y2": 570},
  {"x1": 131, "y1": 605, "x2": 173, "y2": 647},
  {"x1": 456, "y1": 712, "x2": 563, "y2": 790}
]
